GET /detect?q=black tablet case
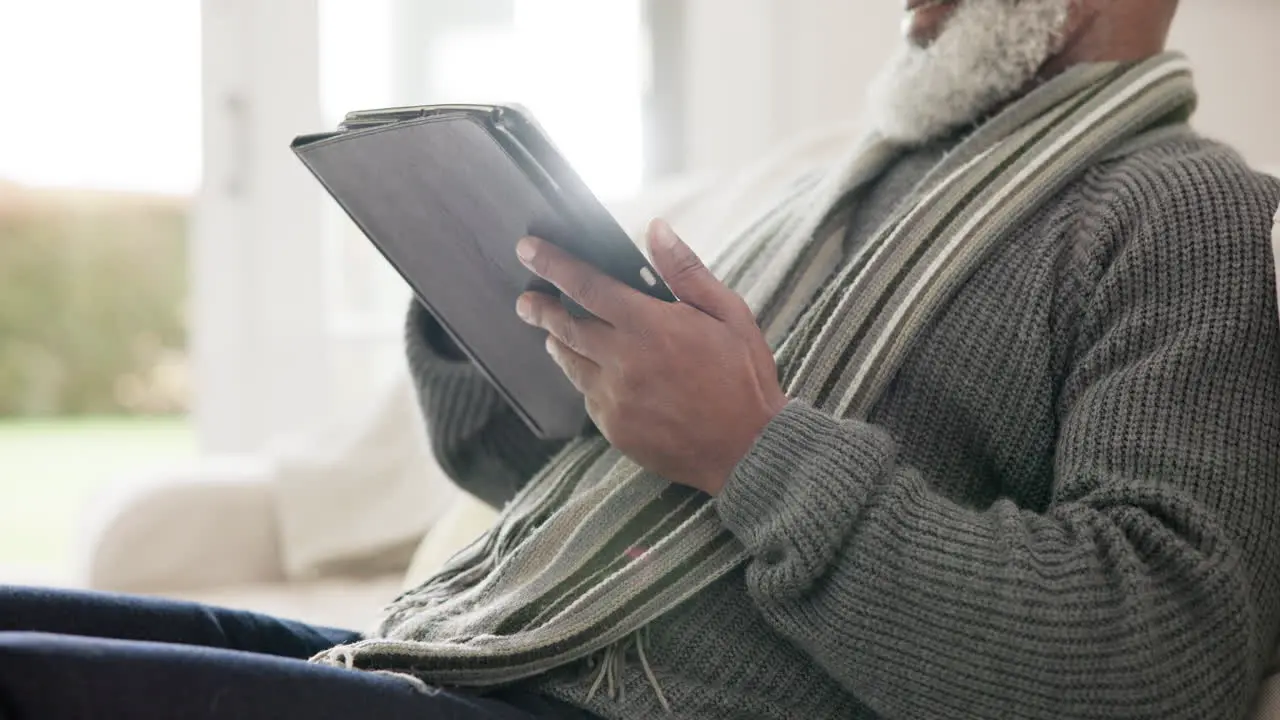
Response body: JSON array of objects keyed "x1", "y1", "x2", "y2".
[{"x1": 292, "y1": 107, "x2": 673, "y2": 439}]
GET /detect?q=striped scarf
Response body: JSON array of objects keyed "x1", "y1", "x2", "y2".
[{"x1": 313, "y1": 53, "x2": 1197, "y2": 706}]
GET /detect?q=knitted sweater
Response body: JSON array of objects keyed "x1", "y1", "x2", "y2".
[{"x1": 404, "y1": 133, "x2": 1280, "y2": 719}]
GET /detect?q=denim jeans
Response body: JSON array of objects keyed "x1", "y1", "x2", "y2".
[{"x1": 0, "y1": 585, "x2": 591, "y2": 720}]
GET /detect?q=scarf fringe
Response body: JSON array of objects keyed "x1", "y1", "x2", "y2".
[
  {"x1": 318, "y1": 644, "x2": 437, "y2": 696},
  {"x1": 584, "y1": 627, "x2": 672, "y2": 714}
]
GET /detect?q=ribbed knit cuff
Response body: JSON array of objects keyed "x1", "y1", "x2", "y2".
[
  {"x1": 406, "y1": 299, "x2": 476, "y2": 365},
  {"x1": 405, "y1": 300, "x2": 505, "y2": 441},
  {"x1": 715, "y1": 400, "x2": 896, "y2": 598}
]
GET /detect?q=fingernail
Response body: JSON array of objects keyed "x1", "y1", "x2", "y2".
[
  {"x1": 651, "y1": 219, "x2": 678, "y2": 251},
  {"x1": 515, "y1": 295, "x2": 533, "y2": 322},
  {"x1": 516, "y1": 237, "x2": 536, "y2": 263}
]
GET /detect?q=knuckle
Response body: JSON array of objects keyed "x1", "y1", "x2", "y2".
[
  {"x1": 597, "y1": 404, "x2": 624, "y2": 440},
  {"x1": 630, "y1": 324, "x2": 654, "y2": 353},
  {"x1": 524, "y1": 299, "x2": 543, "y2": 326},
  {"x1": 668, "y1": 253, "x2": 705, "y2": 283},
  {"x1": 611, "y1": 304, "x2": 636, "y2": 332},
  {"x1": 567, "y1": 362, "x2": 585, "y2": 388},
  {"x1": 565, "y1": 358, "x2": 587, "y2": 389},
  {"x1": 563, "y1": 346, "x2": 583, "y2": 372},
  {"x1": 720, "y1": 301, "x2": 759, "y2": 334},
  {"x1": 617, "y1": 358, "x2": 647, "y2": 395},
  {"x1": 611, "y1": 354, "x2": 633, "y2": 382},
  {"x1": 595, "y1": 400, "x2": 616, "y2": 428},
  {"x1": 585, "y1": 397, "x2": 607, "y2": 428},
  {"x1": 729, "y1": 295, "x2": 756, "y2": 322},
  {"x1": 573, "y1": 271, "x2": 598, "y2": 305},
  {"x1": 644, "y1": 319, "x2": 675, "y2": 354},
  {"x1": 557, "y1": 317, "x2": 578, "y2": 350}
]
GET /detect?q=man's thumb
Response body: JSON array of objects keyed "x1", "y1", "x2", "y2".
[{"x1": 646, "y1": 219, "x2": 736, "y2": 319}]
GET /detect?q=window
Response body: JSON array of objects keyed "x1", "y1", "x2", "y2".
[
  {"x1": 317, "y1": 0, "x2": 647, "y2": 413},
  {"x1": 0, "y1": 0, "x2": 199, "y2": 584},
  {"x1": 0, "y1": 0, "x2": 653, "y2": 584}
]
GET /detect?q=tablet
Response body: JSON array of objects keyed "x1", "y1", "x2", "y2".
[{"x1": 292, "y1": 104, "x2": 674, "y2": 439}]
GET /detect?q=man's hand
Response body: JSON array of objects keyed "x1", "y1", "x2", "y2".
[{"x1": 514, "y1": 219, "x2": 788, "y2": 496}]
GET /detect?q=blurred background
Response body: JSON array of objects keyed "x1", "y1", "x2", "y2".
[{"x1": 0, "y1": 0, "x2": 1277, "y2": 594}]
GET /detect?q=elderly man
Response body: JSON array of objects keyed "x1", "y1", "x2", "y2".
[
  {"x1": 360, "y1": 0, "x2": 1280, "y2": 717},
  {"x1": 3, "y1": 0, "x2": 1278, "y2": 719}
]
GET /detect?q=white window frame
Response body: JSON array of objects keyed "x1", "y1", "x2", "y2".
[{"x1": 194, "y1": 0, "x2": 327, "y2": 454}]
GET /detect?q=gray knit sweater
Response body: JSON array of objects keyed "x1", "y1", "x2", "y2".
[{"x1": 404, "y1": 132, "x2": 1280, "y2": 719}]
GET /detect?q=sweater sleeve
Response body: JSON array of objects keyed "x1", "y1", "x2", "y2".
[
  {"x1": 405, "y1": 300, "x2": 567, "y2": 508},
  {"x1": 714, "y1": 160, "x2": 1280, "y2": 718}
]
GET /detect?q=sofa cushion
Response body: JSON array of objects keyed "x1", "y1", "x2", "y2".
[
  {"x1": 270, "y1": 378, "x2": 457, "y2": 581},
  {"x1": 84, "y1": 458, "x2": 284, "y2": 593},
  {"x1": 402, "y1": 492, "x2": 499, "y2": 591}
]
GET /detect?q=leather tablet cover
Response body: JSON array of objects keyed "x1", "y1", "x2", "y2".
[{"x1": 292, "y1": 113, "x2": 660, "y2": 439}]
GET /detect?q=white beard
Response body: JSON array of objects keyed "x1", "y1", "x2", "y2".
[{"x1": 867, "y1": 0, "x2": 1075, "y2": 145}]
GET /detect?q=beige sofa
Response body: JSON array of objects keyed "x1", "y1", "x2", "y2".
[
  {"x1": 81, "y1": 156, "x2": 1280, "y2": 715},
  {"x1": 82, "y1": 455, "x2": 414, "y2": 631}
]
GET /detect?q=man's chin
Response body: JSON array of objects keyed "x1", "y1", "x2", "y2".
[
  {"x1": 868, "y1": 0, "x2": 1074, "y2": 145},
  {"x1": 904, "y1": 0, "x2": 963, "y2": 46}
]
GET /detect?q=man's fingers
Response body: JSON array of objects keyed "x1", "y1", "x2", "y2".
[
  {"x1": 544, "y1": 335, "x2": 600, "y2": 394},
  {"x1": 516, "y1": 292, "x2": 609, "y2": 361},
  {"x1": 517, "y1": 236, "x2": 642, "y2": 326},
  {"x1": 645, "y1": 219, "x2": 752, "y2": 325}
]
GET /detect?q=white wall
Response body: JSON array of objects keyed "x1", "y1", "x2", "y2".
[
  {"x1": 1169, "y1": 0, "x2": 1280, "y2": 168},
  {"x1": 681, "y1": 0, "x2": 900, "y2": 173},
  {"x1": 680, "y1": 0, "x2": 1280, "y2": 175}
]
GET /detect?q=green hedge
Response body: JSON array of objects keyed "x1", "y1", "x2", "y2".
[{"x1": 0, "y1": 184, "x2": 189, "y2": 417}]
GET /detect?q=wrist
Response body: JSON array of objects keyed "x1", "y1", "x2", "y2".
[{"x1": 704, "y1": 393, "x2": 789, "y2": 496}]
